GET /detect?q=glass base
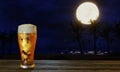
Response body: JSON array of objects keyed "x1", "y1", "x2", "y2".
[{"x1": 20, "y1": 64, "x2": 35, "y2": 69}]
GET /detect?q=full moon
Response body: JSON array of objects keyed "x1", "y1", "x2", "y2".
[{"x1": 76, "y1": 2, "x2": 99, "y2": 24}]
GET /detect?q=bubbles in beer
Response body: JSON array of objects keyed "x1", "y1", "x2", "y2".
[{"x1": 20, "y1": 34, "x2": 31, "y2": 62}]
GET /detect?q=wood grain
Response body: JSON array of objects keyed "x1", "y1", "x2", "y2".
[{"x1": 0, "y1": 60, "x2": 120, "y2": 72}]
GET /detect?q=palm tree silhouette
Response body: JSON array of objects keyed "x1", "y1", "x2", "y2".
[
  {"x1": 113, "y1": 22, "x2": 120, "y2": 55},
  {"x1": 70, "y1": 21, "x2": 83, "y2": 55},
  {"x1": 0, "y1": 32, "x2": 7, "y2": 55},
  {"x1": 89, "y1": 20, "x2": 98, "y2": 55},
  {"x1": 114, "y1": 22, "x2": 120, "y2": 39},
  {"x1": 101, "y1": 24, "x2": 111, "y2": 54}
]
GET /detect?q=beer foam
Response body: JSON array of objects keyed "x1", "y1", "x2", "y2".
[{"x1": 18, "y1": 24, "x2": 36, "y2": 33}]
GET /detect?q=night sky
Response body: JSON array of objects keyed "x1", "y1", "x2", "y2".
[{"x1": 0, "y1": 0, "x2": 120, "y2": 55}]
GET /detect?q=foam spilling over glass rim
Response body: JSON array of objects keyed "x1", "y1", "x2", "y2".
[{"x1": 18, "y1": 24, "x2": 36, "y2": 33}]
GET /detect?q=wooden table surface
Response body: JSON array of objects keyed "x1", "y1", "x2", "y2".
[{"x1": 0, "y1": 60, "x2": 120, "y2": 72}]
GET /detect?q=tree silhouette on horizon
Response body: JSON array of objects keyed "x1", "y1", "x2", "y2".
[{"x1": 70, "y1": 21, "x2": 83, "y2": 55}]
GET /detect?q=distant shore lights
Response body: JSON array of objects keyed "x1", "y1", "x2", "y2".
[{"x1": 76, "y1": 2, "x2": 99, "y2": 24}]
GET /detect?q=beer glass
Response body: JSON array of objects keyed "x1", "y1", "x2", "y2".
[{"x1": 18, "y1": 24, "x2": 37, "y2": 69}]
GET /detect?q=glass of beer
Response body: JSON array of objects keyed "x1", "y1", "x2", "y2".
[{"x1": 18, "y1": 24, "x2": 37, "y2": 69}]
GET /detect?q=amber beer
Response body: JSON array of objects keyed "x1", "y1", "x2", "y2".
[{"x1": 18, "y1": 24, "x2": 37, "y2": 69}]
